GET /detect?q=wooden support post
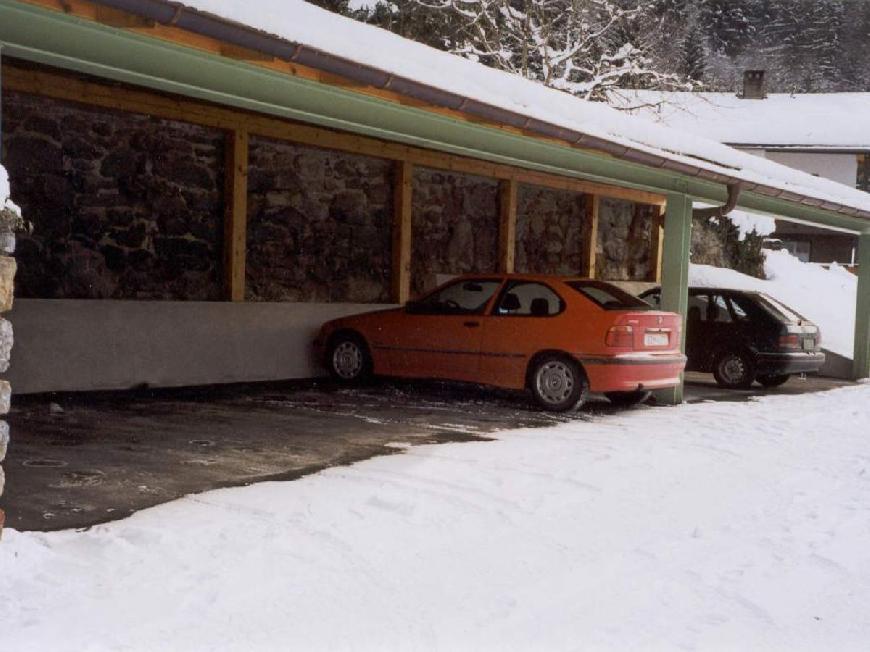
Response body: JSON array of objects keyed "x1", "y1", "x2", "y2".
[
  {"x1": 582, "y1": 194, "x2": 600, "y2": 278},
  {"x1": 654, "y1": 193, "x2": 693, "y2": 405},
  {"x1": 498, "y1": 179, "x2": 518, "y2": 273},
  {"x1": 853, "y1": 232, "x2": 870, "y2": 380},
  {"x1": 648, "y1": 204, "x2": 666, "y2": 283},
  {"x1": 223, "y1": 128, "x2": 249, "y2": 302},
  {"x1": 392, "y1": 160, "x2": 413, "y2": 304}
]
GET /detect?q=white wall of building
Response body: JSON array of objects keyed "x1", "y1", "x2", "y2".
[{"x1": 764, "y1": 151, "x2": 858, "y2": 187}]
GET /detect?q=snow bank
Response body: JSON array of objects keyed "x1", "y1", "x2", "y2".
[
  {"x1": 180, "y1": 0, "x2": 870, "y2": 215},
  {"x1": 690, "y1": 250, "x2": 857, "y2": 357},
  {"x1": 695, "y1": 204, "x2": 777, "y2": 241},
  {"x1": 725, "y1": 209, "x2": 777, "y2": 241},
  {"x1": 2, "y1": 384, "x2": 870, "y2": 651}
]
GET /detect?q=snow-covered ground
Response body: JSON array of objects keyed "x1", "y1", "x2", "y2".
[
  {"x1": 3, "y1": 384, "x2": 870, "y2": 651},
  {"x1": 690, "y1": 250, "x2": 858, "y2": 358}
]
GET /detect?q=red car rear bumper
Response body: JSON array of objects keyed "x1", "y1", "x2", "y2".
[{"x1": 580, "y1": 353, "x2": 687, "y2": 393}]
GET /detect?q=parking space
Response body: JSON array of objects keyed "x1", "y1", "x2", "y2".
[
  {"x1": 682, "y1": 371, "x2": 852, "y2": 402},
  {"x1": 2, "y1": 373, "x2": 854, "y2": 532}
]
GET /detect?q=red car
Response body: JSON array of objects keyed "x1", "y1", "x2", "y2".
[{"x1": 315, "y1": 275, "x2": 686, "y2": 411}]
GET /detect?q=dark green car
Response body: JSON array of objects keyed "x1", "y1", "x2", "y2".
[{"x1": 640, "y1": 287, "x2": 825, "y2": 389}]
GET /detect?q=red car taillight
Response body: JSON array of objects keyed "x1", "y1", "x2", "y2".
[
  {"x1": 778, "y1": 334, "x2": 801, "y2": 351},
  {"x1": 605, "y1": 325, "x2": 634, "y2": 348}
]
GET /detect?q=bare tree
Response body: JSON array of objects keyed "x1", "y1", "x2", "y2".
[{"x1": 414, "y1": 0, "x2": 686, "y2": 100}]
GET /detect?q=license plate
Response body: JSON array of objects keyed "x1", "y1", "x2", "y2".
[
  {"x1": 802, "y1": 338, "x2": 815, "y2": 351},
  {"x1": 644, "y1": 332, "x2": 669, "y2": 347}
]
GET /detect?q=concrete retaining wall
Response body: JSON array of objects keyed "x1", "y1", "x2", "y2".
[{"x1": 8, "y1": 299, "x2": 395, "y2": 394}]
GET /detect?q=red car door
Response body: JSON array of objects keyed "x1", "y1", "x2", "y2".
[
  {"x1": 479, "y1": 281, "x2": 566, "y2": 388},
  {"x1": 379, "y1": 278, "x2": 503, "y2": 382}
]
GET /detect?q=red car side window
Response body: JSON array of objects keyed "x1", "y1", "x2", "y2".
[{"x1": 493, "y1": 282, "x2": 564, "y2": 317}]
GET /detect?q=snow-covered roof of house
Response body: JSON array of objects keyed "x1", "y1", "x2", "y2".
[
  {"x1": 609, "y1": 90, "x2": 870, "y2": 151},
  {"x1": 104, "y1": 0, "x2": 870, "y2": 219}
]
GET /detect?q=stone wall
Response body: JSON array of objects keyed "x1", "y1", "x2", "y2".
[
  {"x1": 0, "y1": 173, "x2": 17, "y2": 532},
  {"x1": 1, "y1": 91, "x2": 225, "y2": 300},
  {"x1": 515, "y1": 184, "x2": 589, "y2": 275},
  {"x1": 411, "y1": 168, "x2": 499, "y2": 296},
  {"x1": 246, "y1": 137, "x2": 393, "y2": 303},
  {"x1": 596, "y1": 198, "x2": 655, "y2": 281}
]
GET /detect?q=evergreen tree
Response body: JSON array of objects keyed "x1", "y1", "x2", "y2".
[
  {"x1": 700, "y1": 0, "x2": 755, "y2": 58},
  {"x1": 679, "y1": 27, "x2": 707, "y2": 82},
  {"x1": 837, "y1": 1, "x2": 870, "y2": 90}
]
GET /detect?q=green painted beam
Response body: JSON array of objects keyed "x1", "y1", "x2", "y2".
[
  {"x1": 853, "y1": 232, "x2": 870, "y2": 380},
  {"x1": 655, "y1": 193, "x2": 693, "y2": 406},
  {"x1": 0, "y1": 0, "x2": 867, "y2": 234}
]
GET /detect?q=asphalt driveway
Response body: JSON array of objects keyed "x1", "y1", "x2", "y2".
[{"x1": 1, "y1": 373, "x2": 852, "y2": 531}]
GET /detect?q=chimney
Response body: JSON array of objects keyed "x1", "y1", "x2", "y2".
[{"x1": 741, "y1": 70, "x2": 766, "y2": 100}]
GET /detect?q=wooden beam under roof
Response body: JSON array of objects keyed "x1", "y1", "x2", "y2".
[
  {"x1": 498, "y1": 179, "x2": 518, "y2": 274},
  {"x1": 224, "y1": 128, "x2": 249, "y2": 302},
  {"x1": 1, "y1": 62, "x2": 667, "y2": 206},
  {"x1": 392, "y1": 160, "x2": 414, "y2": 304},
  {"x1": 582, "y1": 194, "x2": 600, "y2": 279}
]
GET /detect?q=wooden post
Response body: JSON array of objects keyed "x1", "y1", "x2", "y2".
[
  {"x1": 392, "y1": 160, "x2": 413, "y2": 304},
  {"x1": 498, "y1": 179, "x2": 518, "y2": 273},
  {"x1": 648, "y1": 204, "x2": 666, "y2": 283},
  {"x1": 582, "y1": 194, "x2": 600, "y2": 278},
  {"x1": 223, "y1": 128, "x2": 249, "y2": 302}
]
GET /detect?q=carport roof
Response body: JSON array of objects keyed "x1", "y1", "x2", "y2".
[
  {"x1": 3, "y1": 0, "x2": 870, "y2": 228},
  {"x1": 81, "y1": 0, "x2": 870, "y2": 223}
]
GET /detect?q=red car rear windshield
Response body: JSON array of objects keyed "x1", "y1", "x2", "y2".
[{"x1": 567, "y1": 281, "x2": 653, "y2": 311}]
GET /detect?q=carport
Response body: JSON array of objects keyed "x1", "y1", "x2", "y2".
[{"x1": 1, "y1": 0, "x2": 869, "y2": 405}]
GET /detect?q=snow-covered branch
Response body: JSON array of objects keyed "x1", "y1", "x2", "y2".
[{"x1": 412, "y1": 0, "x2": 687, "y2": 100}]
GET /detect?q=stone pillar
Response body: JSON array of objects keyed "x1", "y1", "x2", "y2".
[{"x1": 0, "y1": 183, "x2": 17, "y2": 537}]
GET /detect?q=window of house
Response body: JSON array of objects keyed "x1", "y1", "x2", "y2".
[{"x1": 781, "y1": 239, "x2": 812, "y2": 263}]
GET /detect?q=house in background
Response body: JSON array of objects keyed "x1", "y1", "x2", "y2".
[{"x1": 613, "y1": 72, "x2": 870, "y2": 265}]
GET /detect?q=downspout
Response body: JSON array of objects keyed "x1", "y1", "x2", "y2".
[{"x1": 693, "y1": 183, "x2": 742, "y2": 220}]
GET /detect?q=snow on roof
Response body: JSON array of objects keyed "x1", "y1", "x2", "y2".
[
  {"x1": 610, "y1": 90, "x2": 870, "y2": 150},
  {"x1": 180, "y1": 0, "x2": 870, "y2": 216}
]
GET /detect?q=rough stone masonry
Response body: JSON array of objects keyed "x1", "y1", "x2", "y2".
[{"x1": 0, "y1": 176, "x2": 17, "y2": 534}]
